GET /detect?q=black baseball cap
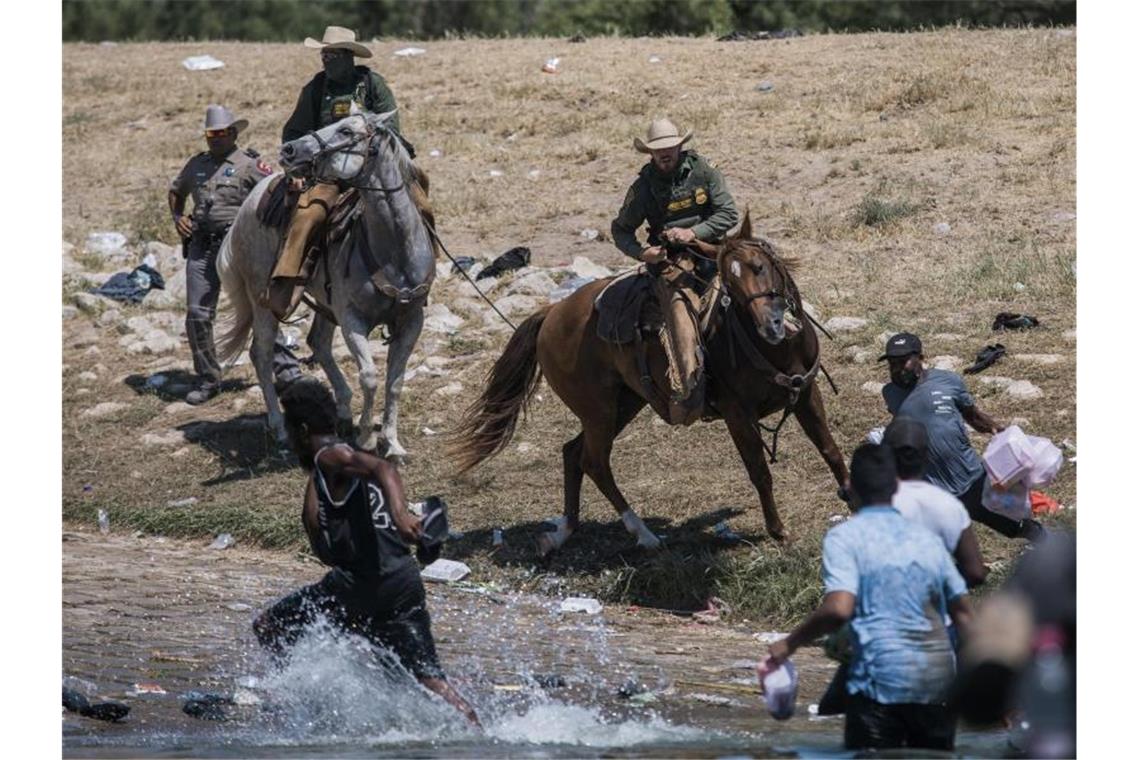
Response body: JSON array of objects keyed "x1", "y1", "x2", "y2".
[
  {"x1": 884, "y1": 416, "x2": 928, "y2": 453},
  {"x1": 877, "y1": 332, "x2": 923, "y2": 361}
]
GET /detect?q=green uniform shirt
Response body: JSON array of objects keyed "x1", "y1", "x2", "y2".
[
  {"x1": 610, "y1": 151, "x2": 740, "y2": 260},
  {"x1": 282, "y1": 66, "x2": 399, "y2": 143},
  {"x1": 170, "y1": 147, "x2": 272, "y2": 233}
]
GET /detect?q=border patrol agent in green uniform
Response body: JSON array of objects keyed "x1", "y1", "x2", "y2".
[
  {"x1": 610, "y1": 119, "x2": 740, "y2": 423},
  {"x1": 266, "y1": 26, "x2": 408, "y2": 320},
  {"x1": 169, "y1": 105, "x2": 303, "y2": 405}
]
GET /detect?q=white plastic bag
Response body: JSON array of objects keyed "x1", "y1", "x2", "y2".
[
  {"x1": 757, "y1": 658, "x2": 798, "y2": 720},
  {"x1": 981, "y1": 478, "x2": 1031, "y2": 521},
  {"x1": 982, "y1": 426, "x2": 1035, "y2": 487},
  {"x1": 1025, "y1": 435, "x2": 1064, "y2": 487}
]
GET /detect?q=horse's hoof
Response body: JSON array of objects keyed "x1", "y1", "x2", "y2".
[
  {"x1": 536, "y1": 533, "x2": 557, "y2": 557},
  {"x1": 767, "y1": 525, "x2": 789, "y2": 543}
]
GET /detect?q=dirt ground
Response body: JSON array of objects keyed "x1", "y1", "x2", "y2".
[{"x1": 62, "y1": 30, "x2": 1076, "y2": 625}]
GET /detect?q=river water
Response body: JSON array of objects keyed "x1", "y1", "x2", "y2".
[{"x1": 63, "y1": 530, "x2": 1007, "y2": 758}]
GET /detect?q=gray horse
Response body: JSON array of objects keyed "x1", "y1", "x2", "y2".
[{"x1": 215, "y1": 111, "x2": 434, "y2": 460}]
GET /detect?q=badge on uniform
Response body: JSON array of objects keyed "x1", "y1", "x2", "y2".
[
  {"x1": 333, "y1": 101, "x2": 350, "y2": 117},
  {"x1": 256, "y1": 159, "x2": 272, "y2": 176},
  {"x1": 223, "y1": 166, "x2": 235, "y2": 177},
  {"x1": 695, "y1": 187, "x2": 708, "y2": 205}
]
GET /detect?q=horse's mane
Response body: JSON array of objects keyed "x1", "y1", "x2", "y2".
[{"x1": 376, "y1": 123, "x2": 418, "y2": 186}]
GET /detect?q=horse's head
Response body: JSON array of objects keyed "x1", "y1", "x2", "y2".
[
  {"x1": 718, "y1": 212, "x2": 798, "y2": 345},
  {"x1": 278, "y1": 108, "x2": 399, "y2": 183}
]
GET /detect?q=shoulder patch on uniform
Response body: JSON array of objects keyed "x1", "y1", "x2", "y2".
[
  {"x1": 255, "y1": 159, "x2": 273, "y2": 176},
  {"x1": 622, "y1": 186, "x2": 637, "y2": 208}
]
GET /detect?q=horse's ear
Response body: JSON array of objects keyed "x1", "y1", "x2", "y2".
[
  {"x1": 372, "y1": 108, "x2": 399, "y2": 127},
  {"x1": 738, "y1": 209, "x2": 753, "y2": 241}
]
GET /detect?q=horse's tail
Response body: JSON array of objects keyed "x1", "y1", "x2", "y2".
[
  {"x1": 449, "y1": 307, "x2": 550, "y2": 472},
  {"x1": 214, "y1": 231, "x2": 254, "y2": 364}
]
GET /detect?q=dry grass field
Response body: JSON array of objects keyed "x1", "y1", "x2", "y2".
[{"x1": 62, "y1": 29, "x2": 1076, "y2": 626}]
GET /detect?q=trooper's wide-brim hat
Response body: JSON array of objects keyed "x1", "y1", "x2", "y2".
[
  {"x1": 204, "y1": 104, "x2": 247, "y2": 134},
  {"x1": 304, "y1": 25, "x2": 373, "y2": 58},
  {"x1": 633, "y1": 118, "x2": 693, "y2": 153}
]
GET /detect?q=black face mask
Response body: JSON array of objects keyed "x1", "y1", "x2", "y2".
[
  {"x1": 895, "y1": 368, "x2": 919, "y2": 388},
  {"x1": 323, "y1": 53, "x2": 354, "y2": 83}
]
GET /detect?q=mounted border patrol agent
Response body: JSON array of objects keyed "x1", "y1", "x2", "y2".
[
  {"x1": 169, "y1": 105, "x2": 303, "y2": 405},
  {"x1": 610, "y1": 118, "x2": 740, "y2": 423},
  {"x1": 264, "y1": 25, "x2": 422, "y2": 322}
]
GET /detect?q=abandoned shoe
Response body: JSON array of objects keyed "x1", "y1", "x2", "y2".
[
  {"x1": 992, "y1": 312, "x2": 1040, "y2": 331},
  {"x1": 186, "y1": 381, "x2": 220, "y2": 406},
  {"x1": 963, "y1": 343, "x2": 1006, "y2": 375}
]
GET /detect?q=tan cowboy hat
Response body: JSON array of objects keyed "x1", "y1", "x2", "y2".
[
  {"x1": 633, "y1": 118, "x2": 693, "y2": 153},
  {"x1": 304, "y1": 25, "x2": 373, "y2": 58},
  {"x1": 203, "y1": 104, "x2": 248, "y2": 134}
]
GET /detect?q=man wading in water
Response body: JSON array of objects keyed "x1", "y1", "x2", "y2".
[{"x1": 253, "y1": 379, "x2": 479, "y2": 726}]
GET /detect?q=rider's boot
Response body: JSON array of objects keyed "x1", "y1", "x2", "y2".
[{"x1": 262, "y1": 182, "x2": 339, "y2": 321}]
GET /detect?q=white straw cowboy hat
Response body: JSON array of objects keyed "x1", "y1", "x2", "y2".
[
  {"x1": 304, "y1": 25, "x2": 373, "y2": 59},
  {"x1": 633, "y1": 118, "x2": 693, "y2": 153},
  {"x1": 203, "y1": 104, "x2": 248, "y2": 134}
]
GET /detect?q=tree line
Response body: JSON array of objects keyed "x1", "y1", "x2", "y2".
[{"x1": 63, "y1": 0, "x2": 1076, "y2": 42}]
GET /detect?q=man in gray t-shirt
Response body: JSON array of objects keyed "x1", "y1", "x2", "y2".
[{"x1": 878, "y1": 332, "x2": 1044, "y2": 542}]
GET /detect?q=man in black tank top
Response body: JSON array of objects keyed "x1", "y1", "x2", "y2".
[{"x1": 253, "y1": 379, "x2": 479, "y2": 726}]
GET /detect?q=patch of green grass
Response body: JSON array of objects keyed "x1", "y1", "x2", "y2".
[
  {"x1": 851, "y1": 193, "x2": 920, "y2": 227},
  {"x1": 445, "y1": 333, "x2": 488, "y2": 357},
  {"x1": 950, "y1": 242, "x2": 1076, "y2": 302}
]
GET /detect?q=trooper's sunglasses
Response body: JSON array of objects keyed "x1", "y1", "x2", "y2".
[{"x1": 205, "y1": 129, "x2": 229, "y2": 138}]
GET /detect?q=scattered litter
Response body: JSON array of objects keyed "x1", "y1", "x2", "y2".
[
  {"x1": 393, "y1": 47, "x2": 426, "y2": 57},
  {"x1": 167, "y1": 497, "x2": 197, "y2": 508},
  {"x1": 476, "y1": 246, "x2": 531, "y2": 280},
  {"x1": 493, "y1": 684, "x2": 524, "y2": 692},
  {"x1": 865, "y1": 426, "x2": 885, "y2": 444},
  {"x1": 629, "y1": 691, "x2": 659, "y2": 705},
  {"x1": 92, "y1": 264, "x2": 166, "y2": 305},
  {"x1": 128, "y1": 682, "x2": 167, "y2": 696},
  {"x1": 527, "y1": 169, "x2": 541, "y2": 179},
  {"x1": 63, "y1": 689, "x2": 130, "y2": 722},
  {"x1": 580, "y1": 228, "x2": 599, "y2": 240},
  {"x1": 934, "y1": 222, "x2": 952, "y2": 234},
  {"x1": 428, "y1": 148, "x2": 442, "y2": 157},
  {"x1": 559, "y1": 597, "x2": 603, "y2": 615},
  {"x1": 488, "y1": 169, "x2": 504, "y2": 177},
  {"x1": 753, "y1": 631, "x2": 786, "y2": 644},
  {"x1": 690, "y1": 693, "x2": 735, "y2": 707},
  {"x1": 422, "y1": 427, "x2": 438, "y2": 436},
  {"x1": 181, "y1": 55, "x2": 225, "y2": 71},
  {"x1": 1030, "y1": 491, "x2": 1063, "y2": 516},
  {"x1": 549, "y1": 275, "x2": 594, "y2": 303},
  {"x1": 542, "y1": 57, "x2": 560, "y2": 74},
  {"x1": 1013, "y1": 282, "x2": 1027, "y2": 292},
  {"x1": 225, "y1": 602, "x2": 252, "y2": 612},
  {"x1": 693, "y1": 597, "x2": 731, "y2": 624},
  {"x1": 755, "y1": 81, "x2": 775, "y2": 92},
  {"x1": 97, "y1": 509, "x2": 110, "y2": 535},
  {"x1": 828, "y1": 514, "x2": 847, "y2": 523},
  {"x1": 648, "y1": 55, "x2": 662, "y2": 63},
  {"x1": 713, "y1": 521, "x2": 742, "y2": 543},
  {"x1": 1051, "y1": 211, "x2": 1076, "y2": 222},
  {"x1": 993, "y1": 312, "x2": 1040, "y2": 331},
  {"x1": 83, "y1": 484, "x2": 94, "y2": 493},
  {"x1": 85, "y1": 231, "x2": 128, "y2": 255},
  {"x1": 181, "y1": 691, "x2": 233, "y2": 720},
  {"x1": 963, "y1": 343, "x2": 1006, "y2": 374},
  {"x1": 808, "y1": 703, "x2": 820, "y2": 716},
  {"x1": 422, "y1": 558, "x2": 471, "y2": 583},
  {"x1": 209, "y1": 533, "x2": 235, "y2": 550},
  {"x1": 492, "y1": 528, "x2": 505, "y2": 547},
  {"x1": 1060, "y1": 438, "x2": 1076, "y2": 453},
  {"x1": 232, "y1": 688, "x2": 261, "y2": 706}
]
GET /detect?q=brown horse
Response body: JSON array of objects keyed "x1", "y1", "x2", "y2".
[{"x1": 452, "y1": 215, "x2": 848, "y2": 554}]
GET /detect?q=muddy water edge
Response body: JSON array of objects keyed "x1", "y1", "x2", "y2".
[{"x1": 63, "y1": 530, "x2": 1007, "y2": 757}]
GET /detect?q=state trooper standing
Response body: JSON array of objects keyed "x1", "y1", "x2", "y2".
[{"x1": 168, "y1": 105, "x2": 303, "y2": 404}]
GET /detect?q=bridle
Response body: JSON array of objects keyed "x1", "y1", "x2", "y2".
[{"x1": 294, "y1": 117, "x2": 406, "y2": 195}]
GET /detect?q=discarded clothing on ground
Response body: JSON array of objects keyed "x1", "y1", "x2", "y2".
[
  {"x1": 963, "y1": 343, "x2": 1006, "y2": 374},
  {"x1": 992, "y1": 312, "x2": 1040, "y2": 331},
  {"x1": 476, "y1": 246, "x2": 531, "y2": 280},
  {"x1": 63, "y1": 687, "x2": 131, "y2": 722},
  {"x1": 92, "y1": 264, "x2": 166, "y2": 305}
]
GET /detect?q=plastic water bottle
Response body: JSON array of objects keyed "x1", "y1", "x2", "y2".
[
  {"x1": 757, "y1": 657, "x2": 798, "y2": 720},
  {"x1": 97, "y1": 509, "x2": 110, "y2": 535}
]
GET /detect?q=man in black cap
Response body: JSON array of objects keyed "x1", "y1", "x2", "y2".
[{"x1": 878, "y1": 332, "x2": 1044, "y2": 542}]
